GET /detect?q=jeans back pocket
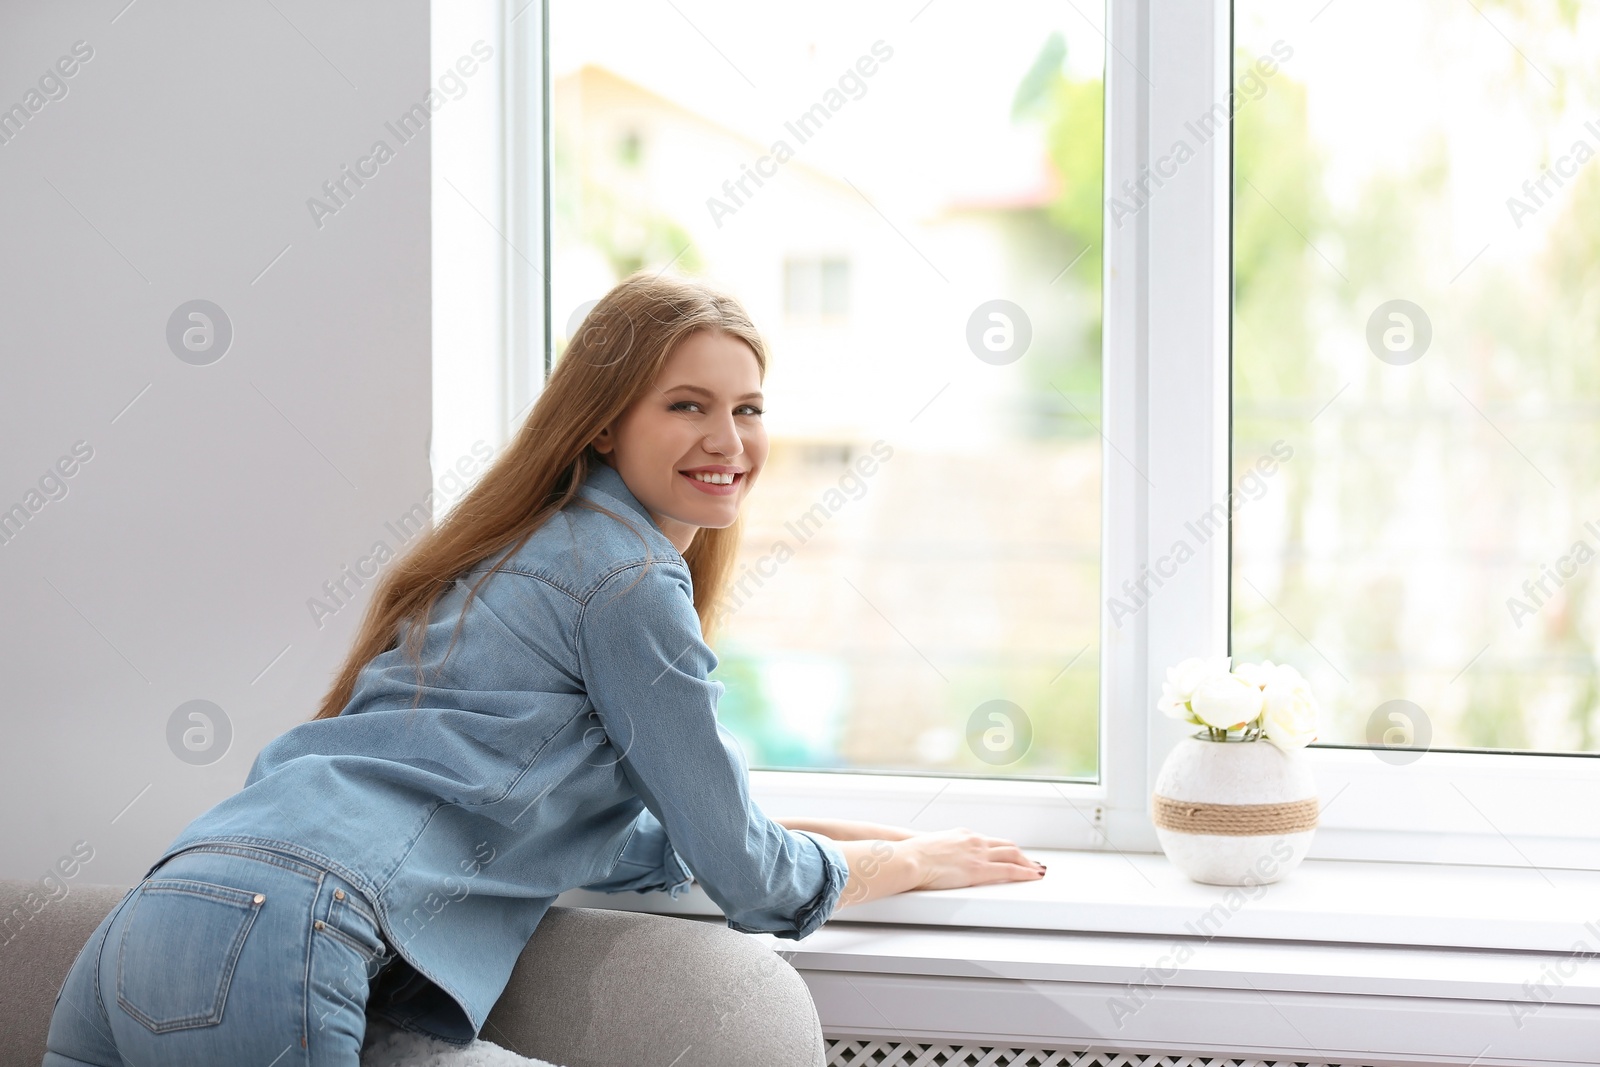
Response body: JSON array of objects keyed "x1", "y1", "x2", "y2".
[{"x1": 115, "y1": 877, "x2": 265, "y2": 1033}]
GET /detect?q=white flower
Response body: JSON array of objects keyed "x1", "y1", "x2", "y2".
[
  {"x1": 1260, "y1": 664, "x2": 1319, "y2": 750},
  {"x1": 1232, "y1": 659, "x2": 1277, "y2": 691},
  {"x1": 1188, "y1": 670, "x2": 1266, "y2": 730},
  {"x1": 1157, "y1": 656, "x2": 1232, "y2": 720}
]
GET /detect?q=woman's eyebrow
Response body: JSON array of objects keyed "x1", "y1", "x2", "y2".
[{"x1": 664, "y1": 383, "x2": 764, "y2": 402}]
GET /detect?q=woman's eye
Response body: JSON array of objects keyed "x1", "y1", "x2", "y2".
[{"x1": 669, "y1": 401, "x2": 764, "y2": 416}]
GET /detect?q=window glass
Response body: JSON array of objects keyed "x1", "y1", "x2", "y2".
[
  {"x1": 553, "y1": 1, "x2": 1105, "y2": 778},
  {"x1": 1233, "y1": 3, "x2": 1600, "y2": 754}
]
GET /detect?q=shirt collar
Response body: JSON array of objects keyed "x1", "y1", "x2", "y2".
[{"x1": 581, "y1": 459, "x2": 655, "y2": 526}]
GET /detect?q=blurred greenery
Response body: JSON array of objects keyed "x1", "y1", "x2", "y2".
[
  {"x1": 1019, "y1": 33, "x2": 1106, "y2": 439},
  {"x1": 1230, "y1": 49, "x2": 1331, "y2": 713},
  {"x1": 1012, "y1": 31, "x2": 1068, "y2": 120},
  {"x1": 1234, "y1": 68, "x2": 1328, "y2": 401}
]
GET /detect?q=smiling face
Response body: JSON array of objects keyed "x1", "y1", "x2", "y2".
[{"x1": 590, "y1": 328, "x2": 767, "y2": 554}]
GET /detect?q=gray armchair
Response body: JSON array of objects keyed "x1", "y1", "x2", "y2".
[{"x1": 0, "y1": 879, "x2": 826, "y2": 1067}]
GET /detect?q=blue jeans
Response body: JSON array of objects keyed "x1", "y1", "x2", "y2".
[{"x1": 42, "y1": 842, "x2": 396, "y2": 1066}]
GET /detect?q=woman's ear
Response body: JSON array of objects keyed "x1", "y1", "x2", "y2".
[{"x1": 590, "y1": 426, "x2": 613, "y2": 455}]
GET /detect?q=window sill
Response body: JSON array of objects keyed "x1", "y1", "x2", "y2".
[
  {"x1": 558, "y1": 848, "x2": 1600, "y2": 954},
  {"x1": 557, "y1": 850, "x2": 1600, "y2": 1064}
]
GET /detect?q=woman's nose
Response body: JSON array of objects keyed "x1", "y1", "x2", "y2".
[{"x1": 701, "y1": 413, "x2": 744, "y2": 456}]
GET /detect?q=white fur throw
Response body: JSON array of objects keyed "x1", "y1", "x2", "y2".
[{"x1": 359, "y1": 1017, "x2": 565, "y2": 1067}]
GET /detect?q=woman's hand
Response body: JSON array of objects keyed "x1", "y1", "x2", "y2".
[
  {"x1": 832, "y1": 827, "x2": 1045, "y2": 909},
  {"x1": 905, "y1": 827, "x2": 1046, "y2": 891}
]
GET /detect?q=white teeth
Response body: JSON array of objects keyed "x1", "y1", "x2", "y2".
[{"x1": 687, "y1": 471, "x2": 736, "y2": 484}]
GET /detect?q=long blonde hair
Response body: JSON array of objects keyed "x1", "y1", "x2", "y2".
[{"x1": 308, "y1": 272, "x2": 767, "y2": 721}]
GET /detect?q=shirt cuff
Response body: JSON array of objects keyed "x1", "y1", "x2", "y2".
[{"x1": 750, "y1": 828, "x2": 850, "y2": 941}]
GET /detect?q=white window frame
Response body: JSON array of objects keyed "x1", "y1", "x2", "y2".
[{"x1": 464, "y1": 0, "x2": 1600, "y2": 873}]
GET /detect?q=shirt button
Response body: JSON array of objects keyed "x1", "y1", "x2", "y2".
[
  {"x1": 314, "y1": 920, "x2": 326, "y2": 930},
  {"x1": 253, "y1": 894, "x2": 265, "y2": 905},
  {"x1": 334, "y1": 889, "x2": 345, "y2": 900}
]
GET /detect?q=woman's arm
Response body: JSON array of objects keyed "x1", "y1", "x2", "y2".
[
  {"x1": 772, "y1": 816, "x2": 917, "y2": 842},
  {"x1": 575, "y1": 561, "x2": 848, "y2": 938},
  {"x1": 574, "y1": 562, "x2": 1043, "y2": 926}
]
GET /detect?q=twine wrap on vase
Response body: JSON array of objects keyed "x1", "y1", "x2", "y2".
[{"x1": 1152, "y1": 793, "x2": 1319, "y2": 837}]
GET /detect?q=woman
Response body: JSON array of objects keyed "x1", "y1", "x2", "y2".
[{"x1": 42, "y1": 273, "x2": 1046, "y2": 1065}]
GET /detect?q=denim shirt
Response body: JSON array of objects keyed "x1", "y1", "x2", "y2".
[{"x1": 145, "y1": 460, "x2": 852, "y2": 1046}]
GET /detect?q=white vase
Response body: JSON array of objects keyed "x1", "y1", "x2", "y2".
[{"x1": 1152, "y1": 733, "x2": 1318, "y2": 886}]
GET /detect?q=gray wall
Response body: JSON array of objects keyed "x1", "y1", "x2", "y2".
[{"x1": 0, "y1": 1, "x2": 432, "y2": 887}]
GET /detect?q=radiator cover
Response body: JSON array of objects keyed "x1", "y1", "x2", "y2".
[{"x1": 824, "y1": 1038, "x2": 1376, "y2": 1067}]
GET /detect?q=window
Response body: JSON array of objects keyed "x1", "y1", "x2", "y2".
[
  {"x1": 447, "y1": 0, "x2": 1600, "y2": 867},
  {"x1": 548, "y1": 2, "x2": 1105, "y2": 784},
  {"x1": 1233, "y1": 2, "x2": 1600, "y2": 760},
  {"x1": 782, "y1": 256, "x2": 851, "y2": 322},
  {"x1": 1215, "y1": 0, "x2": 1600, "y2": 866},
  {"x1": 618, "y1": 127, "x2": 642, "y2": 167}
]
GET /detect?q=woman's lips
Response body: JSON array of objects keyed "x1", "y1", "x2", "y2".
[{"x1": 679, "y1": 471, "x2": 743, "y2": 496}]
